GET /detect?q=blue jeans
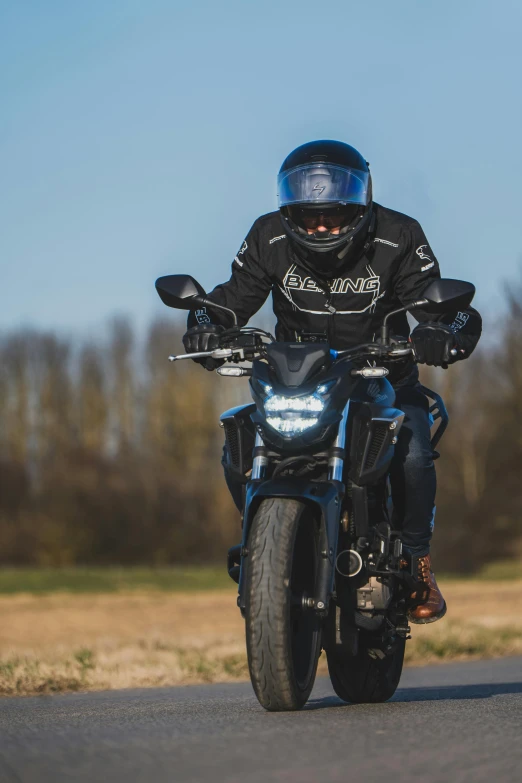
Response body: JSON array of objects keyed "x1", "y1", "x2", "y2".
[
  {"x1": 223, "y1": 384, "x2": 436, "y2": 557},
  {"x1": 390, "y1": 383, "x2": 436, "y2": 557}
]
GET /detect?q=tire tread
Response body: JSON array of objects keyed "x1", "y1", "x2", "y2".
[{"x1": 245, "y1": 499, "x2": 320, "y2": 711}]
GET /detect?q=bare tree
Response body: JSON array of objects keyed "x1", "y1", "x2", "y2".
[
  {"x1": 108, "y1": 317, "x2": 135, "y2": 453},
  {"x1": 77, "y1": 343, "x2": 107, "y2": 453}
]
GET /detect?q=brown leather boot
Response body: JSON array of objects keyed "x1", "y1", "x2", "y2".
[{"x1": 408, "y1": 554, "x2": 447, "y2": 624}]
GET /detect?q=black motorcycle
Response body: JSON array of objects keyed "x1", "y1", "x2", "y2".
[{"x1": 155, "y1": 274, "x2": 475, "y2": 711}]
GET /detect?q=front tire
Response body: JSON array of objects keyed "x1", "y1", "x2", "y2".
[{"x1": 245, "y1": 498, "x2": 321, "y2": 711}]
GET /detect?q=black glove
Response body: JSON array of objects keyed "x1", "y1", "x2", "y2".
[
  {"x1": 410, "y1": 322, "x2": 456, "y2": 369},
  {"x1": 182, "y1": 324, "x2": 225, "y2": 371}
]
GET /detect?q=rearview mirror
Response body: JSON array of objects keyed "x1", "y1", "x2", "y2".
[
  {"x1": 417, "y1": 278, "x2": 475, "y2": 313},
  {"x1": 155, "y1": 274, "x2": 239, "y2": 326},
  {"x1": 155, "y1": 275, "x2": 207, "y2": 310}
]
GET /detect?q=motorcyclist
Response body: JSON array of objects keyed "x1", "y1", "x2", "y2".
[{"x1": 183, "y1": 140, "x2": 482, "y2": 623}]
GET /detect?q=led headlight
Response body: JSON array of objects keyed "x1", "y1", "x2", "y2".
[
  {"x1": 266, "y1": 416, "x2": 319, "y2": 434},
  {"x1": 263, "y1": 384, "x2": 332, "y2": 437},
  {"x1": 265, "y1": 395, "x2": 324, "y2": 413}
]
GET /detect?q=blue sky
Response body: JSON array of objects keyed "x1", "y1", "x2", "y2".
[{"x1": 1, "y1": 0, "x2": 521, "y2": 336}]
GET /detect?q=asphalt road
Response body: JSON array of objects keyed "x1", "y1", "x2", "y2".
[{"x1": 1, "y1": 657, "x2": 521, "y2": 783}]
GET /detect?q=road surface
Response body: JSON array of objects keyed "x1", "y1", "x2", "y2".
[{"x1": 1, "y1": 656, "x2": 521, "y2": 783}]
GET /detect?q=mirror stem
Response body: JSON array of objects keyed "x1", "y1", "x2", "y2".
[
  {"x1": 379, "y1": 299, "x2": 428, "y2": 345},
  {"x1": 379, "y1": 306, "x2": 406, "y2": 344},
  {"x1": 379, "y1": 323, "x2": 391, "y2": 345},
  {"x1": 199, "y1": 298, "x2": 238, "y2": 327}
]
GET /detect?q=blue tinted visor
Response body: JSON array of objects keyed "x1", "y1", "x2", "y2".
[{"x1": 278, "y1": 163, "x2": 370, "y2": 207}]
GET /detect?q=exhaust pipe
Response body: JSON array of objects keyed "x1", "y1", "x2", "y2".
[{"x1": 336, "y1": 549, "x2": 363, "y2": 578}]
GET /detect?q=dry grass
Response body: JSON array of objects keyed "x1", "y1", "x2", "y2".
[{"x1": 1, "y1": 579, "x2": 522, "y2": 696}]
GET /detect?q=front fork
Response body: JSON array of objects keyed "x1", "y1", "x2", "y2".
[
  {"x1": 233, "y1": 404, "x2": 352, "y2": 617},
  {"x1": 328, "y1": 401, "x2": 350, "y2": 482},
  {"x1": 251, "y1": 432, "x2": 268, "y2": 480},
  {"x1": 233, "y1": 476, "x2": 343, "y2": 617}
]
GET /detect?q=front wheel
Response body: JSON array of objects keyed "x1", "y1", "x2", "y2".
[{"x1": 245, "y1": 498, "x2": 321, "y2": 711}]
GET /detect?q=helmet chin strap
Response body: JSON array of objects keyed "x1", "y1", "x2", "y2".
[
  {"x1": 363, "y1": 210, "x2": 376, "y2": 251},
  {"x1": 328, "y1": 208, "x2": 376, "y2": 263},
  {"x1": 336, "y1": 239, "x2": 353, "y2": 261}
]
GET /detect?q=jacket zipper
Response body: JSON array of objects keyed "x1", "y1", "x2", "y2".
[{"x1": 325, "y1": 284, "x2": 336, "y2": 346}]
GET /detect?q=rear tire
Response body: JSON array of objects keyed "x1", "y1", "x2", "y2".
[
  {"x1": 327, "y1": 632, "x2": 405, "y2": 703},
  {"x1": 245, "y1": 498, "x2": 321, "y2": 711}
]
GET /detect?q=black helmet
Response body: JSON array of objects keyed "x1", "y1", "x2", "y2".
[{"x1": 278, "y1": 140, "x2": 373, "y2": 278}]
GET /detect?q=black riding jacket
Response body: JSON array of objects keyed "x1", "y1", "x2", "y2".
[{"x1": 187, "y1": 203, "x2": 482, "y2": 383}]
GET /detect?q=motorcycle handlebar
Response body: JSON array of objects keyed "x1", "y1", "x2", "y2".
[
  {"x1": 335, "y1": 343, "x2": 413, "y2": 360},
  {"x1": 337, "y1": 345, "x2": 459, "y2": 360},
  {"x1": 168, "y1": 339, "x2": 459, "y2": 365}
]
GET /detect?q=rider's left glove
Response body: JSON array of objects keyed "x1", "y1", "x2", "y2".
[
  {"x1": 182, "y1": 324, "x2": 225, "y2": 371},
  {"x1": 410, "y1": 322, "x2": 457, "y2": 369}
]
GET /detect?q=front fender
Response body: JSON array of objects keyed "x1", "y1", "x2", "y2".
[{"x1": 237, "y1": 478, "x2": 344, "y2": 615}]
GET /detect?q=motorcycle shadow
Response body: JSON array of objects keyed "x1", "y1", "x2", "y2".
[
  {"x1": 305, "y1": 681, "x2": 522, "y2": 710},
  {"x1": 391, "y1": 682, "x2": 522, "y2": 702}
]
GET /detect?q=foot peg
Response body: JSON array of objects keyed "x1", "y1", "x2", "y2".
[{"x1": 227, "y1": 544, "x2": 242, "y2": 584}]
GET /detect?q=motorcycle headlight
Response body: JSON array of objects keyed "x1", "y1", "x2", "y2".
[{"x1": 263, "y1": 383, "x2": 332, "y2": 436}]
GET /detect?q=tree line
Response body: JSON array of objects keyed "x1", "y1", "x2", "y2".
[{"x1": 0, "y1": 283, "x2": 520, "y2": 572}]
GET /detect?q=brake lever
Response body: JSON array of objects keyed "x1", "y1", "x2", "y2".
[
  {"x1": 387, "y1": 346, "x2": 413, "y2": 358},
  {"x1": 168, "y1": 348, "x2": 234, "y2": 362}
]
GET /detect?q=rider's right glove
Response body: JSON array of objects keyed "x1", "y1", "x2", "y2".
[
  {"x1": 182, "y1": 324, "x2": 225, "y2": 371},
  {"x1": 410, "y1": 322, "x2": 457, "y2": 369}
]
